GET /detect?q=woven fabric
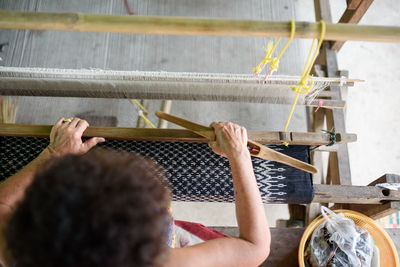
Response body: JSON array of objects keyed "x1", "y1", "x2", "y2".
[{"x1": 0, "y1": 136, "x2": 314, "y2": 204}]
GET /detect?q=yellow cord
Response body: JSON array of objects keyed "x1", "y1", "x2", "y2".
[
  {"x1": 282, "y1": 20, "x2": 326, "y2": 146},
  {"x1": 130, "y1": 99, "x2": 156, "y2": 128},
  {"x1": 252, "y1": 39, "x2": 281, "y2": 74},
  {"x1": 131, "y1": 99, "x2": 149, "y2": 115},
  {"x1": 139, "y1": 112, "x2": 156, "y2": 128},
  {"x1": 252, "y1": 20, "x2": 295, "y2": 78},
  {"x1": 269, "y1": 19, "x2": 296, "y2": 72}
]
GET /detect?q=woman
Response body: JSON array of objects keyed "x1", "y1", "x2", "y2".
[{"x1": 0, "y1": 117, "x2": 270, "y2": 267}]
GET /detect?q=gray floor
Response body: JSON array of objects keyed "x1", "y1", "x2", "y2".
[
  {"x1": 0, "y1": 0, "x2": 310, "y2": 132},
  {"x1": 1, "y1": 0, "x2": 399, "y2": 227}
]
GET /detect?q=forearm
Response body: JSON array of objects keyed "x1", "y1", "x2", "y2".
[
  {"x1": 0, "y1": 147, "x2": 52, "y2": 211},
  {"x1": 228, "y1": 150, "x2": 270, "y2": 250}
]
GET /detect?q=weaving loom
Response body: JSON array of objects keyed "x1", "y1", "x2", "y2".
[
  {"x1": 2, "y1": 1, "x2": 400, "y2": 265},
  {"x1": 0, "y1": 136, "x2": 313, "y2": 204}
]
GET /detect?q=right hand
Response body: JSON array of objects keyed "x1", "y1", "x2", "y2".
[{"x1": 208, "y1": 122, "x2": 249, "y2": 159}]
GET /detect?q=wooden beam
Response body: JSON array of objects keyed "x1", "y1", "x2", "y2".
[
  {"x1": 316, "y1": 0, "x2": 353, "y2": 186},
  {"x1": 0, "y1": 10, "x2": 399, "y2": 42},
  {"x1": 347, "y1": 0, "x2": 363, "y2": 10},
  {"x1": 331, "y1": 0, "x2": 374, "y2": 51},
  {"x1": 313, "y1": 184, "x2": 400, "y2": 204},
  {"x1": 344, "y1": 174, "x2": 400, "y2": 219},
  {"x1": 0, "y1": 123, "x2": 357, "y2": 146}
]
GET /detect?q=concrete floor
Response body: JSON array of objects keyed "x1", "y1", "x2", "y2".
[{"x1": 1, "y1": 0, "x2": 400, "y2": 227}]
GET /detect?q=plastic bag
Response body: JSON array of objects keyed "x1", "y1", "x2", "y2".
[{"x1": 308, "y1": 207, "x2": 374, "y2": 267}]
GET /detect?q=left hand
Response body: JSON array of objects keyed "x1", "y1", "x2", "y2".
[{"x1": 47, "y1": 117, "x2": 105, "y2": 156}]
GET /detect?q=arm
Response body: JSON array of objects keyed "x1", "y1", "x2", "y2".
[
  {"x1": 0, "y1": 117, "x2": 104, "y2": 266},
  {"x1": 164, "y1": 122, "x2": 270, "y2": 267}
]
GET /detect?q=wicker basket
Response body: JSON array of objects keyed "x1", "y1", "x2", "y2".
[{"x1": 298, "y1": 209, "x2": 399, "y2": 267}]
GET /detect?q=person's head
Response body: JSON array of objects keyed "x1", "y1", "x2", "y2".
[{"x1": 5, "y1": 149, "x2": 172, "y2": 267}]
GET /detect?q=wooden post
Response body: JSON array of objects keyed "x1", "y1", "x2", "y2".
[
  {"x1": 0, "y1": 10, "x2": 399, "y2": 42},
  {"x1": 315, "y1": 0, "x2": 352, "y2": 186}
]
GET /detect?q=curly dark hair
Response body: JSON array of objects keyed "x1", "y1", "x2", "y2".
[{"x1": 5, "y1": 149, "x2": 172, "y2": 267}]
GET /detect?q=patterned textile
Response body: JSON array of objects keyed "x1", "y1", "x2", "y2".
[{"x1": 0, "y1": 136, "x2": 314, "y2": 204}]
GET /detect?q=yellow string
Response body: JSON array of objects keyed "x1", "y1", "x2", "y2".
[
  {"x1": 139, "y1": 112, "x2": 156, "y2": 128},
  {"x1": 282, "y1": 20, "x2": 326, "y2": 146},
  {"x1": 130, "y1": 99, "x2": 156, "y2": 128},
  {"x1": 131, "y1": 99, "x2": 149, "y2": 115},
  {"x1": 269, "y1": 19, "x2": 296, "y2": 72},
  {"x1": 252, "y1": 39, "x2": 281, "y2": 74}
]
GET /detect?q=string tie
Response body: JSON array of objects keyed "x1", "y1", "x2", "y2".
[
  {"x1": 252, "y1": 42, "x2": 276, "y2": 75},
  {"x1": 291, "y1": 75, "x2": 315, "y2": 94},
  {"x1": 253, "y1": 19, "x2": 295, "y2": 81}
]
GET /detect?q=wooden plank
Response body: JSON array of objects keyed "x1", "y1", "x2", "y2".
[
  {"x1": 213, "y1": 227, "x2": 304, "y2": 267},
  {"x1": 331, "y1": 0, "x2": 374, "y2": 51},
  {"x1": 344, "y1": 174, "x2": 400, "y2": 219},
  {"x1": 0, "y1": 123, "x2": 357, "y2": 145},
  {"x1": 313, "y1": 184, "x2": 400, "y2": 204},
  {"x1": 0, "y1": 10, "x2": 400, "y2": 42}
]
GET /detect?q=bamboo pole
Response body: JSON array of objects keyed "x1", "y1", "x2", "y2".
[{"x1": 0, "y1": 10, "x2": 399, "y2": 42}]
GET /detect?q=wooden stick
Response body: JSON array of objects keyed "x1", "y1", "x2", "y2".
[
  {"x1": 0, "y1": 123, "x2": 357, "y2": 146},
  {"x1": 0, "y1": 10, "x2": 399, "y2": 42},
  {"x1": 155, "y1": 111, "x2": 318, "y2": 174}
]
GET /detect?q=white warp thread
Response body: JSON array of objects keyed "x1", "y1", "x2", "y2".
[{"x1": 0, "y1": 67, "x2": 348, "y2": 104}]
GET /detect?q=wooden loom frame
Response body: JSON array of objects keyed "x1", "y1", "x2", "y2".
[
  {"x1": 1, "y1": 123, "x2": 399, "y2": 206},
  {"x1": 0, "y1": 3, "x2": 398, "y2": 205},
  {"x1": 1, "y1": 1, "x2": 400, "y2": 265}
]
